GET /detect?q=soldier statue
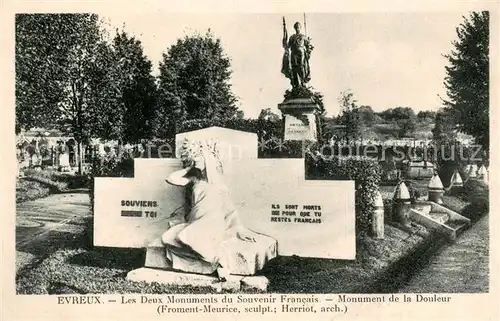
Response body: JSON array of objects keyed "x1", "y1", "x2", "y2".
[{"x1": 281, "y1": 18, "x2": 314, "y2": 90}]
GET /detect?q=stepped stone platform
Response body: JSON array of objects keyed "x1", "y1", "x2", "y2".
[
  {"x1": 126, "y1": 268, "x2": 269, "y2": 292},
  {"x1": 128, "y1": 237, "x2": 270, "y2": 292}
]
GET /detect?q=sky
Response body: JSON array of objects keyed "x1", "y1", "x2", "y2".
[{"x1": 99, "y1": 12, "x2": 467, "y2": 118}]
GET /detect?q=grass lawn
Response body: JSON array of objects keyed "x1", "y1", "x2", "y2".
[
  {"x1": 17, "y1": 168, "x2": 89, "y2": 203},
  {"x1": 17, "y1": 247, "x2": 228, "y2": 295},
  {"x1": 16, "y1": 179, "x2": 51, "y2": 203},
  {"x1": 398, "y1": 214, "x2": 489, "y2": 293},
  {"x1": 17, "y1": 219, "x2": 436, "y2": 294},
  {"x1": 442, "y1": 194, "x2": 469, "y2": 213}
]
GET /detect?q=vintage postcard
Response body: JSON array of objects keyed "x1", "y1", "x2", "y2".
[{"x1": 1, "y1": 0, "x2": 499, "y2": 320}]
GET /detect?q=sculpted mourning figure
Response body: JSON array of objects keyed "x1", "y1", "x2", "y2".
[
  {"x1": 281, "y1": 19, "x2": 314, "y2": 90},
  {"x1": 161, "y1": 140, "x2": 278, "y2": 282}
]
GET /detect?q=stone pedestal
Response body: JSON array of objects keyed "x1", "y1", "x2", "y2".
[
  {"x1": 126, "y1": 268, "x2": 270, "y2": 292},
  {"x1": 144, "y1": 235, "x2": 278, "y2": 275},
  {"x1": 140, "y1": 238, "x2": 272, "y2": 292},
  {"x1": 278, "y1": 97, "x2": 320, "y2": 141}
]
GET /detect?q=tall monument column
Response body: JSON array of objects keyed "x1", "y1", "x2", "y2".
[{"x1": 279, "y1": 17, "x2": 321, "y2": 142}]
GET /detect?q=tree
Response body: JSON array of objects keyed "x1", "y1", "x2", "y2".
[
  {"x1": 257, "y1": 108, "x2": 281, "y2": 140},
  {"x1": 398, "y1": 117, "x2": 417, "y2": 138},
  {"x1": 443, "y1": 11, "x2": 489, "y2": 149},
  {"x1": 258, "y1": 108, "x2": 281, "y2": 123},
  {"x1": 417, "y1": 110, "x2": 437, "y2": 120},
  {"x1": 16, "y1": 13, "x2": 115, "y2": 174},
  {"x1": 256, "y1": 108, "x2": 282, "y2": 155},
  {"x1": 108, "y1": 30, "x2": 158, "y2": 143},
  {"x1": 319, "y1": 116, "x2": 339, "y2": 143},
  {"x1": 432, "y1": 109, "x2": 460, "y2": 173},
  {"x1": 392, "y1": 107, "x2": 416, "y2": 120},
  {"x1": 357, "y1": 105, "x2": 378, "y2": 125},
  {"x1": 235, "y1": 110, "x2": 245, "y2": 119},
  {"x1": 432, "y1": 109, "x2": 457, "y2": 144},
  {"x1": 378, "y1": 107, "x2": 416, "y2": 122},
  {"x1": 155, "y1": 31, "x2": 239, "y2": 138},
  {"x1": 337, "y1": 90, "x2": 362, "y2": 144}
]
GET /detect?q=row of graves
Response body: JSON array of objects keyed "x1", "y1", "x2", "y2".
[
  {"x1": 316, "y1": 140, "x2": 482, "y2": 182},
  {"x1": 93, "y1": 126, "x2": 485, "y2": 291},
  {"x1": 16, "y1": 133, "x2": 122, "y2": 174},
  {"x1": 17, "y1": 138, "x2": 84, "y2": 171}
]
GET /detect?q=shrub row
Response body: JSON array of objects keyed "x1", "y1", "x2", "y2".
[
  {"x1": 305, "y1": 153, "x2": 382, "y2": 233},
  {"x1": 459, "y1": 179, "x2": 489, "y2": 222},
  {"x1": 85, "y1": 153, "x2": 135, "y2": 210},
  {"x1": 16, "y1": 179, "x2": 51, "y2": 203}
]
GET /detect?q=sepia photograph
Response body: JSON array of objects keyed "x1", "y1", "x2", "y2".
[{"x1": 7, "y1": 5, "x2": 496, "y2": 318}]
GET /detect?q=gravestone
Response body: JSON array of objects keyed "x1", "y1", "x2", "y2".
[
  {"x1": 59, "y1": 153, "x2": 71, "y2": 171},
  {"x1": 407, "y1": 160, "x2": 435, "y2": 179},
  {"x1": 93, "y1": 126, "x2": 356, "y2": 289}
]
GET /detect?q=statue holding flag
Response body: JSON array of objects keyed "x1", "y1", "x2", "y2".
[
  {"x1": 281, "y1": 16, "x2": 314, "y2": 90},
  {"x1": 278, "y1": 15, "x2": 321, "y2": 142}
]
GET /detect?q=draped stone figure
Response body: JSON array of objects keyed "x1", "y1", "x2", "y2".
[{"x1": 161, "y1": 140, "x2": 278, "y2": 281}]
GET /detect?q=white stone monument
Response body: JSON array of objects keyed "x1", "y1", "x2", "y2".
[{"x1": 93, "y1": 126, "x2": 356, "y2": 291}]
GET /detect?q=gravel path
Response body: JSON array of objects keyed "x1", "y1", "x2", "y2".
[
  {"x1": 399, "y1": 214, "x2": 489, "y2": 293},
  {"x1": 16, "y1": 193, "x2": 91, "y2": 274}
]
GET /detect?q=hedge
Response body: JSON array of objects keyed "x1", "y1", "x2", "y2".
[
  {"x1": 85, "y1": 153, "x2": 135, "y2": 210},
  {"x1": 460, "y1": 179, "x2": 489, "y2": 222},
  {"x1": 305, "y1": 153, "x2": 382, "y2": 233}
]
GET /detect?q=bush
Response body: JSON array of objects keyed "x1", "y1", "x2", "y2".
[
  {"x1": 85, "y1": 153, "x2": 135, "y2": 211},
  {"x1": 306, "y1": 153, "x2": 382, "y2": 233},
  {"x1": 437, "y1": 160, "x2": 460, "y2": 188},
  {"x1": 16, "y1": 179, "x2": 51, "y2": 203},
  {"x1": 401, "y1": 180, "x2": 423, "y2": 203},
  {"x1": 23, "y1": 168, "x2": 90, "y2": 190},
  {"x1": 460, "y1": 179, "x2": 489, "y2": 222},
  {"x1": 22, "y1": 175, "x2": 67, "y2": 192},
  {"x1": 462, "y1": 178, "x2": 488, "y2": 199},
  {"x1": 383, "y1": 199, "x2": 393, "y2": 223},
  {"x1": 22, "y1": 168, "x2": 71, "y2": 192}
]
